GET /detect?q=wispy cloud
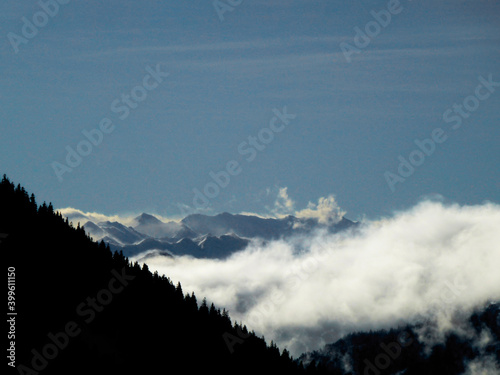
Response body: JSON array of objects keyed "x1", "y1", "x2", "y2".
[
  {"x1": 270, "y1": 187, "x2": 296, "y2": 216},
  {"x1": 70, "y1": 35, "x2": 348, "y2": 59},
  {"x1": 265, "y1": 186, "x2": 346, "y2": 225},
  {"x1": 295, "y1": 195, "x2": 345, "y2": 225}
]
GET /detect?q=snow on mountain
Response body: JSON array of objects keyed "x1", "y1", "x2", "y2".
[
  {"x1": 74, "y1": 211, "x2": 357, "y2": 259},
  {"x1": 131, "y1": 213, "x2": 197, "y2": 240},
  {"x1": 94, "y1": 221, "x2": 145, "y2": 246}
]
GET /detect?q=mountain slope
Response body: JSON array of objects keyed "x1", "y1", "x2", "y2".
[
  {"x1": 96, "y1": 220, "x2": 145, "y2": 245},
  {"x1": 1, "y1": 176, "x2": 320, "y2": 375}
]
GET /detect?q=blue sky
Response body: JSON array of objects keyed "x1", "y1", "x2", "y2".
[{"x1": 1, "y1": 0, "x2": 499, "y2": 220}]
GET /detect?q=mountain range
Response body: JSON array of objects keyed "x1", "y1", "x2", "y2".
[{"x1": 68, "y1": 211, "x2": 358, "y2": 259}]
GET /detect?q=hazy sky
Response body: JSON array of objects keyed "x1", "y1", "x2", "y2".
[{"x1": 1, "y1": 0, "x2": 499, "y2": 220}]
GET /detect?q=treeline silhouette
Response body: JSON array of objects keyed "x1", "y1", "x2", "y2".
[{"x1": 1, "y1": 175, "x2": 323, "y2": 374}]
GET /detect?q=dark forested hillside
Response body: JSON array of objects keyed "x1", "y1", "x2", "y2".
[
  {"x1": 301, "y1": 306, "x2": 500, "y2": 375},
  {"x1": 1, "y1": 176, "x2": 320, "y2": 375}
]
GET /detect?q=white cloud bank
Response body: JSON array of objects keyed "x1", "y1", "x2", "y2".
[{"x1": 132, "y1": 200, "x2": 500, "y2": 357}]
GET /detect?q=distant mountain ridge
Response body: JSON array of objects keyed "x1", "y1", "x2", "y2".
[
  {"x1": 182, "y1": 212, "x2": 356, "y2": 239},
  {"x1": 71, "y1": 211, "x2": 358, "y2": 259},
  {"x1": 132, "y1": 213, "x2": 197, "y2": 239}
]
